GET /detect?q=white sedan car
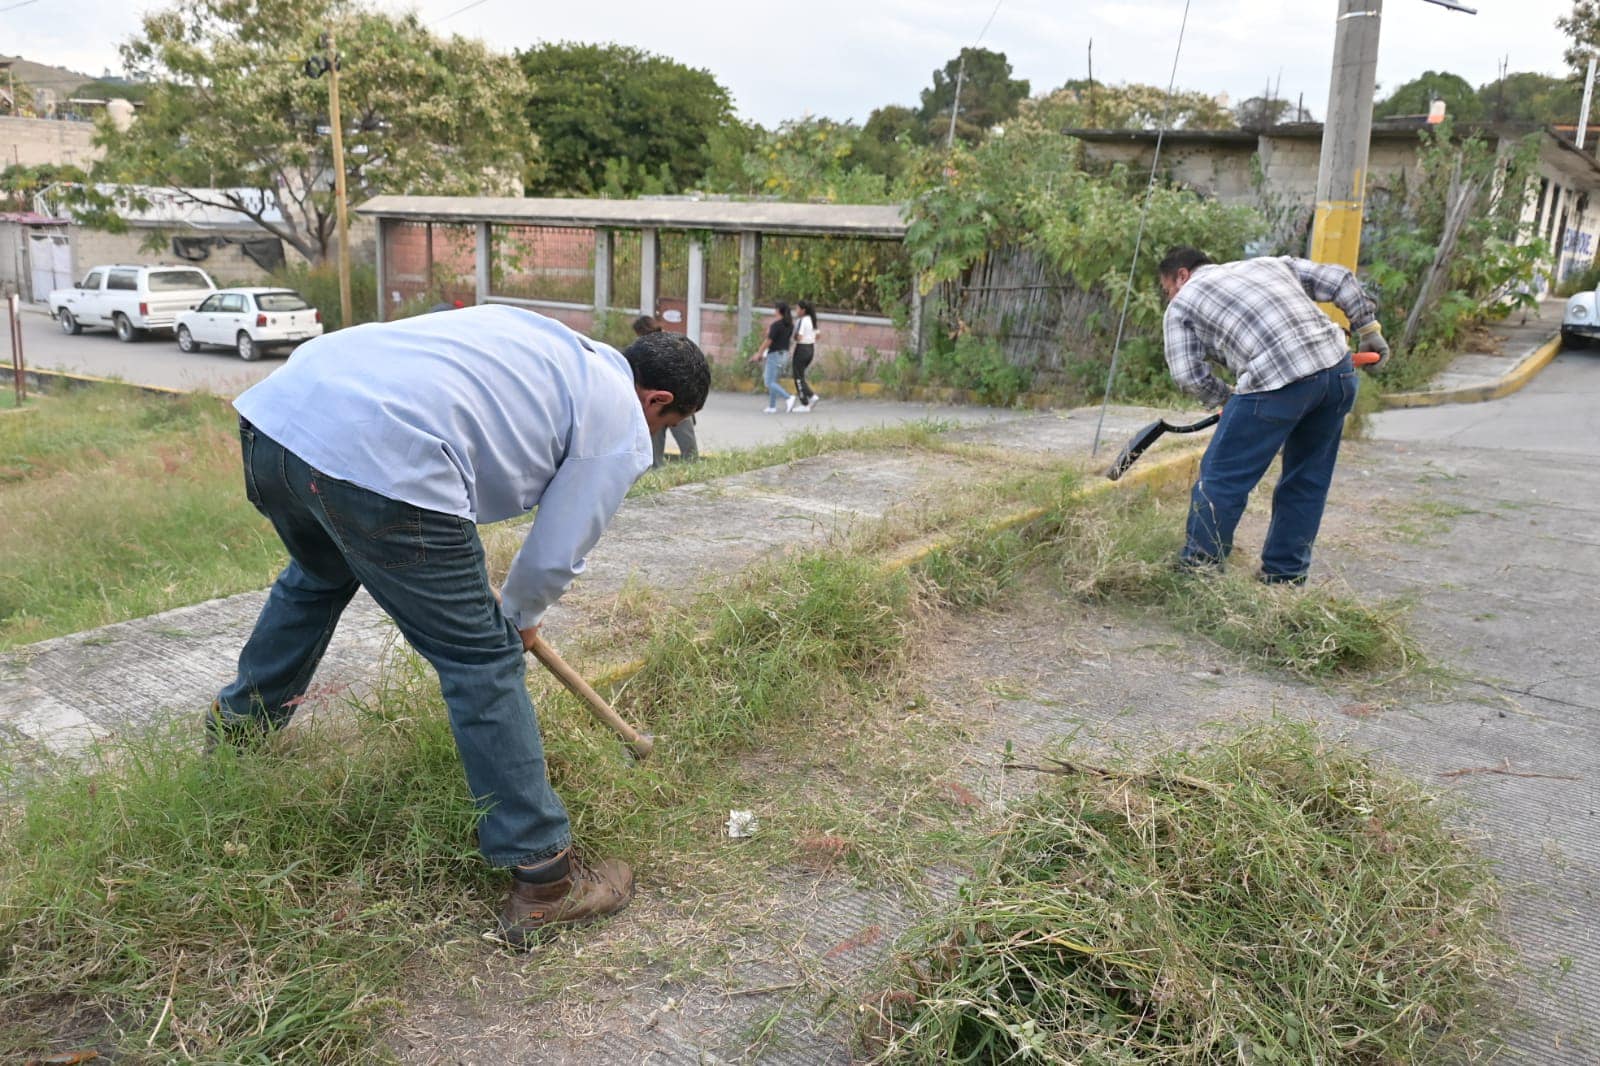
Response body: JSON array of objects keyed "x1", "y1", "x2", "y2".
[{"x1": 174, "y1": 287, "x2": 323, "y2": 361}]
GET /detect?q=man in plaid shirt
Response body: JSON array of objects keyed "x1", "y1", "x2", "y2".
[{"x1": 1158, "y1": 247, "x2": 1390, "y2": 584}]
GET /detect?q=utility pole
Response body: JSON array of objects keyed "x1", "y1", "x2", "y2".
[
  {"x1": 1577, "y1": 52, "x2": 1597, "y2": 150},
  {"x1": 946, "y1": 50, "x2": 967, "y2": 150},
  {"x1": 1312, "y1": 0, "x2": 1476, "y2": 275},
  {"x1": 325, "y1": 30, "x2": 353, "y2": 328},
  {"x1": 1309, "y1": 0, "x2": 1382, "y2": 275},
  {"x1": 305, "y1": 32, "x2": 355, "y2": 326},
  {"x1": 1087, "y1": 39, "x2": 1096, "y2": 126}
]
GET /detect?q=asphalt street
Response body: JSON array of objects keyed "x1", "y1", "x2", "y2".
[{"x1": 9, "y1": 304, "x2": 1018, "y2": 447}]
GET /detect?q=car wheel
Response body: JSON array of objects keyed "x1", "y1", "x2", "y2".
[
  {"x1": 177, "y1": 325, "x2": 199, "y2": 353},
  {"x1": 114, "y1": 313, "x2": 140, "y2": 343},
  {"x1": 57, "y1": 309, "x2": 82, "y2": 335},
  {"x1": 1562, "y1": 330, "x2": 1586, "y2": 350},
  {"x1": 237, "y1": 331, "x2": 259, "y2": 361}
]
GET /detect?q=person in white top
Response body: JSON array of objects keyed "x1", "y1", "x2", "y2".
[{"x1": 791, "y1": 299, "x2": 821, "y2": 412}]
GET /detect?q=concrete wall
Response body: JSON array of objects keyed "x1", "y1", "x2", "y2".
[
  {"x1": 68, "y1": 225, "x2": 280, "y2": 286},
  {"x1": 1, "y1": 115, "x2": 100, "y2": 169}
]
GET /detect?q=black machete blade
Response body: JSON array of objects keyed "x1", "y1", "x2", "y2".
[{"x1": 1104, "y1": 419, "x2": 1168, "y2": 481}]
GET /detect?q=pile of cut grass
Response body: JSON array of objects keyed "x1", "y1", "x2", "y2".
[{"x1": 867, "y1": 721, "x2": 1507, "y2": 1064}]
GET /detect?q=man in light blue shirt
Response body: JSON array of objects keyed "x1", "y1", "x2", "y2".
[{"x1": 214, "y1": 305, "x2": 709, "y2": 945}]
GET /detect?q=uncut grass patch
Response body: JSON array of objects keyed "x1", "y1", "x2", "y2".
[
  {"x1": 1034, "y1": 488, "x2": 1421, "y2": 679},
  {"x1": 866, "y1": 721, "x2": 1508, "y2": 1064},
  {"x1": 0, "y1": 551, "x2": 928, "y2": 1061},
  {"x1": 0, "y1": 384, "x2": 284, "y2": 648}
]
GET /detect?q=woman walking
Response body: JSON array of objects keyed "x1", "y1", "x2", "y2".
[
  {"x1": 791, "y1": 300, "x2": 820, "y2": 412},
  {"x1": 748, "y1": 301, "x2": 795, "y2": 413}
]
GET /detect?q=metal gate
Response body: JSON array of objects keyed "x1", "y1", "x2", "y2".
[{"x1": 27, "y1": 230, "x2": 72, "y2": 303}]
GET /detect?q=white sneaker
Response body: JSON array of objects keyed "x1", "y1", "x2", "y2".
[
  {"x1": 808, "y1": 395, "x2": 821, "y2": 407},
  {"x1": 785, "y1": 395, "x2": 797, "y2": 413},
  {"x1": 763, "y1": 406, "x2": 778, "y2": 414},
  {"x1": 795, "y1": 403, "x2": 812, "y2": 413}
]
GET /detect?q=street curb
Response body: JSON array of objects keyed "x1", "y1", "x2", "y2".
[
  {"x1": 1373, "y1": 331, "x2": 1563, "y2": 409},
  {"x1": 18, "y1": 364, "x2": 191, "y2": 398}
]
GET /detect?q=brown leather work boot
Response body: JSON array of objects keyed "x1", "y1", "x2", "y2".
[{"x1": 496, "y1": 848, "x2": 634, "y2": 947}]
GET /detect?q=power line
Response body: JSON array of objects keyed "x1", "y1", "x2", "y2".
[
  {"x1": 1091, "y1": 0, "x2": 1196, "y2": 456},
  {"x1": 0, "y1": 0, "x2": 42, "y2": 13},
  {"x1": 975, "y1": 0, "x2": 1004, "y2": 44},
  {"x1": 434, "y1": 0, "x2": 492, "y2": 23}
]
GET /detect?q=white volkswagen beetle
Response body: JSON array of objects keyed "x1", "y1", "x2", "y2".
[
  {"x1": 1562, "y1": 287, "x2": 1600, "y2": 347},
  {"x1": 174, "y1": 287, "x2": 323, "y2": 361}
]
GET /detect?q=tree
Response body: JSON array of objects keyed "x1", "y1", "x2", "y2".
[
  {"x1": 707, "y1": 117, "x2": 891, "y2": 203},
  {"x1": 98, "y1": 0, "x2": 535, "y2": 263},
  {"x1": 1478, "y1": 71, "x2": 1584, "y2": 125},
  {"x1": 517, "y1": 42, "x2": 735, "y2": 197},
  {"x1": 1232, "y1": 95, "x2": 1311, "y2": 129},
  {"x1": 1558, "y1": 0, "x2": 1600, "y2": 70},
  {"x1": 1017, "y1": 80, "x2": 1236, "y2": 131},
  {"x1": 918, "y1": 47, "x2": 1029, "y2": 145},
  {"x1": 1374, "y1": 70, "x2": 1482, "y2": 121},
  {"x1": 853, "y1": 105, "x2": 923, "y2": 180}
]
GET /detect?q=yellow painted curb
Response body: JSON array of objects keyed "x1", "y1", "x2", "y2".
[
  {"x1": 1377, "y1": 333, "x2": 1562, "y2": 409},
  {"x1": 7, "y1": 366, "x2": 192, "y2": 400}
]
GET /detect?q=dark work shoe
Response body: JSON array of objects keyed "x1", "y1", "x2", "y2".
[
  {"x1": 1257, "y1": 571, "x2": 1308, "y2": 587},
  {"x1": 496, "y1": 848, "x2": 635, "y2": 948},
  {"x1": 1173, "y1": 554, "x2": 1222, "y2": 577},
  {"x1": 202, "y1": 700, "x2": 271, "y2": 753}
]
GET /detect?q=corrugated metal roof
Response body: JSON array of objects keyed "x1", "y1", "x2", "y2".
[
  {"x1": 355, "y1": 195, "x2": 909, "y2": 238},
  {"x1": 0, "y1": 211, "x2": 67, "y2": 225}
]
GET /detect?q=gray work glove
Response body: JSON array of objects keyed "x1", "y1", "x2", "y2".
[{"x1": 1356, "y1": 322, "x2": 1391, "y2": 369}]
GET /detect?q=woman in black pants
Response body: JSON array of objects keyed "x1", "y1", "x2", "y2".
[{"x1": 791, "y1": 300, "x2": 820, "y2": 411}]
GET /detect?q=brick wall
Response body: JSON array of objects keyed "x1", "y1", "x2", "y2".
[{"x1": 1, "y1": 115, "x2": 100, "y2": 169}]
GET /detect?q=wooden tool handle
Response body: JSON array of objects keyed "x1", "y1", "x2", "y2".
[{"x1": 528, "y1": 634, "x2": 654, "y2": 759}]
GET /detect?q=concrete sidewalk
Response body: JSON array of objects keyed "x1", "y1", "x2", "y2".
[
  {"x1": 0, "y1": 404, "x2": 1165, "y2": 759},
  {"x1": 1380, "y1": 296, "x2": 1564, "y2": 407}
]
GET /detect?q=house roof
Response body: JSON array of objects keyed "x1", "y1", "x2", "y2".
[{"x1": 355, "y1": 195, "x2": 909, "y2": 238}]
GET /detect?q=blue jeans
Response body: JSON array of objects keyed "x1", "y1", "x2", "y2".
[
  {"x1": 1182, "y1": 356, "x2": 1358, "y2": 579},
  {"x1": 763, "y1": 351, "x2": 791, "y2": 407},
  {"x1": 217, "y1": 420, "x2": 571, "y2": 868}
]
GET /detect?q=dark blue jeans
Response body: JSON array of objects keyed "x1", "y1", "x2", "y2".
[
  {"x1": 217, "y1": 420, "x2": 571, "y2": 867},
  {"x1": 1182, "y1": 356, "x2": 1359, "y2": 580}
]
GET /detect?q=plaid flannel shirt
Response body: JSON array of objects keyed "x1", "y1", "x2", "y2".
[{"x1": 1162, "y1": 256, "x2": 1378, "y2": 408}]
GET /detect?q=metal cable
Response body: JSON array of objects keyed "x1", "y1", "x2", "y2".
[{"x1": 1089, "y1": 0, "x2": 1196, "y2": 456}]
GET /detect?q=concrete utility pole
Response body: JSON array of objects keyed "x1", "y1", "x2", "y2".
[
  {"x1": 1311, "y1": 0, "x2": 1477, "y2": 277},
  {"x1": 325, "y1": 30, "x2": 354, "y2": 328},
  {"x1": 1577, "y1": 52, "x2": 1597, "y2": 150},
  {"x1": 1309, "y1": 0, "x2": 1382, "y2": 274},
  {"x1": 946, "y1": 52, "x2": 967, "y2": 150}
]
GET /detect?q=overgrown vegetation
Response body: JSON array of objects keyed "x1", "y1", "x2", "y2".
[
  {"x1": 0, "y1": 432, "x2": 1470, "y2": 1061},
  {"x1": 866, "y1": 721, "x2": 1507, "y2": 1063},
  {"x1": 0, "y1": 384, "x2": 282, "y2": 649},
  {"x1": 1360, "y1": 123, "x2": 1546, "y2": 391}
]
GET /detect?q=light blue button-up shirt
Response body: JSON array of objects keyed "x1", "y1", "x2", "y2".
[{"x1": 234, "y1": 304, "x2": 652, "y2": 629}]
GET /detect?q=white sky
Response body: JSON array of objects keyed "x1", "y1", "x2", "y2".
[{"x1": 5, "y1": 0, "x2": 1581, "y2": 128}]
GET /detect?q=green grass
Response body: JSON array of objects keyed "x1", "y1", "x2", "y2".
[
  {"x1": 0, "y1": 384, "x2": 285, "y2": 649},
  {"x1": 867, "y1": 721, "x2": 1508, "y2": 1064},
  {"x1": 0, "y1": 382, "x2": 957, "y2": 649},
  {"x1": 0, "y1": 403, "x2": 1463, "y2": 1061},
  {"x1": 0, "y1": 551, "x2": 939, "y2": 1061}
]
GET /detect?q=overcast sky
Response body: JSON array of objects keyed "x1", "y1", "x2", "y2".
[{"x1": 6, "y1": 0, "x2": 1582, "y2": 128}]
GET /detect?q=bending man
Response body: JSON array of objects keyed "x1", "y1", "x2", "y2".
[
  {"x1": 214, "y1": 304, "x2": 709, "y2": 945},
  {"x1": 1157, "y1": 247, "x2": 1389, "y2": 584}
]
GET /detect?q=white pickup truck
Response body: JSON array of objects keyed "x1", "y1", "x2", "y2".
[{"x1": 50, "y1": 264, "x2": 218, "y2": 342}]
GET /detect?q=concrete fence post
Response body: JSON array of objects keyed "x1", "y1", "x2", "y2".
[
  {"x1": 640, "y1": 228, "x2": 658, "y2": 316},
  {"x1": 687, "y1": 235, "x2": 705, "y2": 345},
  {"x1": 737, "y1": 230, "x2": 758, "y2": 349},
  {"x1": 594, "y1": 227, "x2": 612, "y2": 315},
  {"x1": 475, "y1": 221, "x2": 491, "y2": 304}
]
